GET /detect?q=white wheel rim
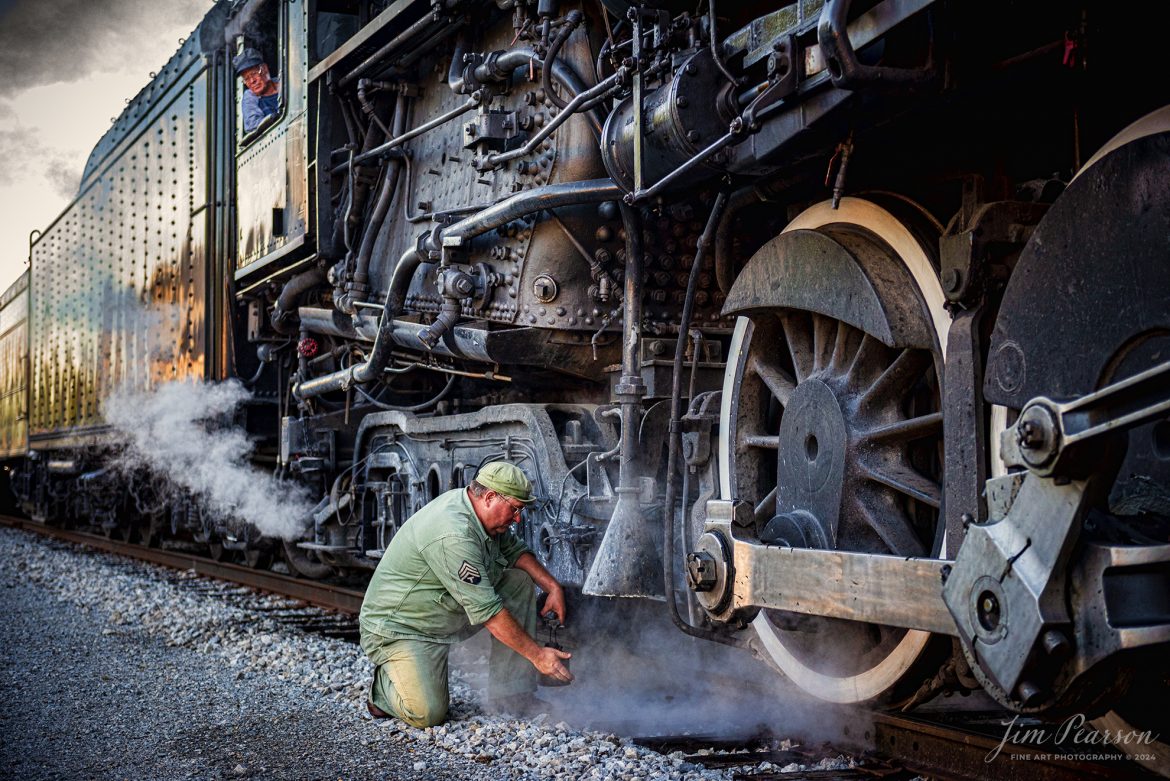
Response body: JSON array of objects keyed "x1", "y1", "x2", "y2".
[{"x1": 719, "y1": 196, "x2": 948, "y2": 703}]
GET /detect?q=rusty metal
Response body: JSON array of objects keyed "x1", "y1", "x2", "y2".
[
  {"x1": 0, "y1": 272, "x2": 29, "y2": 459},
  {"x1": 0, "y1": 515, "x2": 364, "y2": 615},
  {"x1": 27, "y1": 32, "x2": 218, "y2": 450}
]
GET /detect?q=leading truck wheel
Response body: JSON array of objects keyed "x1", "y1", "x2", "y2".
[{"x1": 718, "y1": 196, "x2": 949, "y2": 705}]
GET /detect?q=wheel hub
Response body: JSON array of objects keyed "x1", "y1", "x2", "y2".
[{"x1": 773, "y1": 377, "x2": 847, "y2": 547}]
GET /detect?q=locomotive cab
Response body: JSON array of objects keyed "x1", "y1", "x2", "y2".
[{"x1": 232, "y1": 0, "x2": 312, "y2": 279}]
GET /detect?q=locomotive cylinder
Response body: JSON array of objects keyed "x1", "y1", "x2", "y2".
[{"x1": 601, "y1": 49, "x2": 737, "y2": 194}]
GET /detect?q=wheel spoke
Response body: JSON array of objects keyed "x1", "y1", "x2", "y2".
[
  {"x1": 779, "y1": 312, "x2": 815, "y2": 382},
  {"x1": 860, "y1": 348, "x2": 931, "y2": 406},
  {"x1": 828, "y1": 320, "x2": 859, "y2": 375},
  {"x1": 856, "y1": 496, "x2": 927, "y2": 558},
  {"x1": 860, "y1": 412, "x2": 943, "y2": 445},
  {"x1": 748, "y1": 354, "x2": 796, "y2": 405},
  {"x1": 846, "y1": 334, "x2": 890, "y2": 392},
  {"x1": 753, "y1": 486, "x2": 777, "y2": 524},
  {"x1": 811, "y1": 314, "x2": 835, "y2": 373},
  {"x1": 861, "y1": 461, "x2": 941, "y2": 508}
]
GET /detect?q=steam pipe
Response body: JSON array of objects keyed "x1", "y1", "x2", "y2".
[
  {"x1": 471, "y1": 45, "x2": 602, "y2": 137},
  {"x1": 707, "y1": 0, "x2": 741, "y2": 87},
  {"x1": 615, "y1": 202, "x2": 646, "y2": 512},
  {"x1": 296, "y1": 181, "x2": 619, "y2": 399},
  {"x1": 271, "y1": 267, "x2": 326, "y2": 335},
  {"x1": 340, "y1": 13, "x2": 441, "y2": 89},
  {"x1": 447, "y1": 32, "x2": 470, "y2": 93},
  {"x1": 484, "y1": 70, "x2": 622, "y2": 169},
  {"x1": 356, "y1": 79, "x2": 391, "y2": 137},
  {"x1": 292, "y1": 246, "x2": 427, "y2": 399},
  {"x1": 581, "y1": 202, "x2": 656, "y2": 597},
  {"x1": 417, "y1": 297, "x2": 462, "y2": 350},
  {"x1": 347, "y1": 93, "x2": 408, "y2": 311},
  {"x1": 439, "y1": 178, "x2": 620, "y2": 248},
  {"x1": 662, "y1": 191, "x2": 747, "y2": 646},
  {"x1": 542, "y1": 10, "x2": 584, "y2": 109},
  {"x1": 714, "y1": 186, "x2": 762, "y2": 295},
  {"x1": 353, "y1": 97, "x2": 480, "y2": 167}
]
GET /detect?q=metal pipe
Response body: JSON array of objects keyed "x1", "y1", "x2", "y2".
[
  {"x1": 355, "y1": 373, "x2": 456, "y2": 412},
  {"x1": 356, "y1": 79, "x2": 391, "y2": 137},
  {"x1": 580, "y1": 202, "x2": 655, "y2": 597},
  {"x1": 661, "y1": 192, "x2": 746, "y2": 646},
  {"x1": 347, "y1": 93, "x2": 408, "y2": 311},
  {"x1": 353, "y1": 97, "x2": 479, "y2": 167},
  {"x1": 542, "y1": 10, "x2": 584, "y2": 109},
  {"x1": 340, "y1": 13, "x2": 440, "y2": 89},
  {"x1": 486, "y1": 70, "x2": 621, "y2": 170},
  {"x1": 707, "y1": 0, "x2": 740, "y2": 87},
  {"x1": 447, "y1": 32, "x2": 469, "y2": 93},
  {"x1": 439, "y1": 179, "x2": 620, "y2": 248},
  {"x1": 614, "y1": 201, "x2": 647, "y2": 498},
  {"x1": 627, "y1": 130, "x2": 736, "y2": 204},
  {"x1": 297, "y1": 308, "x2": 493, "y2": 362},
  {"x1": 473, "y1": 45, "x2": 602, "y2": 136},
  {"x1": 293, "y1": 246, "x2": 427, "y2": 399},
  {"x1": 714, "y1": 186, "x2": 761, "y2": 295},
  {"x1": 271, "y1": 267, "x2": 326, "y2": 335}
]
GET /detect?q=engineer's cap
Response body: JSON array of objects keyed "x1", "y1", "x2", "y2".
[
  {"x1": 233, "y1": 47, "x2": 265, "y2": 74},
  {"x1": 476, "y1": 462, "x2": 535, "y2": 503}
]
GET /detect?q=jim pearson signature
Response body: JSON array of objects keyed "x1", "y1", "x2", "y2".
[{"x1": 986, "y1": 713, "x2": 1160, "y2": 763}]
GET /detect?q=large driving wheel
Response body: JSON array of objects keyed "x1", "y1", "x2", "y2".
[{"x1": 719, "y1": 197, "x2": 949, "y2": 704}]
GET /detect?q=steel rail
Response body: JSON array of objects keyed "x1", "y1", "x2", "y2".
[
  {"x1": 0, "y1": 515, "x2": 365, "y2": 614},
  {"x1": 860, "y1": 712, "x2": 1148, "y2": 781}
]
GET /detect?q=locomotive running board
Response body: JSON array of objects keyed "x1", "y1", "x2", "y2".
[{"x1": 702, "y1": 499, "x2": 959, "y2": 635}]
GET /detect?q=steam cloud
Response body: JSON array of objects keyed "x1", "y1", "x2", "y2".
[
  {"x1": 103, "y1": 379, "x2": 314, "y2": 541},
  {"x1": 0, "y1": 0, "x2": 208, "y2": 99}
]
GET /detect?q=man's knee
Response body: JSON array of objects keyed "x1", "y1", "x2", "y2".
[
  {"x1": 393, "y1": 679, "x2": 450, "y2": 727},
  {"x1": 398, "y1": 698, "x2": 449, "y2": 728}
]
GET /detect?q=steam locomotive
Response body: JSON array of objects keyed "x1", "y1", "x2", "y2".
[{"x1": 3, "y1": 0, "x2": 1168, "y2": 767}]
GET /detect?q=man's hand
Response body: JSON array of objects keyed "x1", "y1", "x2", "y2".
[
  {"x1": 514, "y1": 552, "x2": 568, "y2": 625},
  {"x1": 533, "y1": 645, "x2": 573, "y2": 683},
  {"x1": 542, "y1": 586, "x2": 567, "y2": 626}
]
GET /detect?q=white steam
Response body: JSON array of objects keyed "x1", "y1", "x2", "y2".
[{"x1": 103, "y1": 379, "x2": 313, "y2": 540}]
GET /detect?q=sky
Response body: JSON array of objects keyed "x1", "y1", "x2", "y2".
[{"x1": 0, "y1": 0, "x2": 211, "y2": 293}]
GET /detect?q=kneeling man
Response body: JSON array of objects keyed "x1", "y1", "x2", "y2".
[{"x1": 359, "y1": 461, "x2": 572, "y2": 726}]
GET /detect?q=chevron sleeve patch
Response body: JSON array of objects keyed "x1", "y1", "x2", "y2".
[{"x1": 458, "y1": 560, "x2": 482, "y2": 585}]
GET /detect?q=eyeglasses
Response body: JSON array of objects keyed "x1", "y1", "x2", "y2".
[{"x1": 499, "y1": 494, "x2": 525, "y2": 517}]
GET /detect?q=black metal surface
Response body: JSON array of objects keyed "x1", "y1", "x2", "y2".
[
  {"x1": 986, "y1": 133, "x2": 1170, "y2": 409},
  {"x1": 942, "y1": 308, "x2": 987, "y2": 557}
]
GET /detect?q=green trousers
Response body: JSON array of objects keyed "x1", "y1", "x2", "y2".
[{"x1": 361, "y1": 567, "x2": 538, "y2": 727}]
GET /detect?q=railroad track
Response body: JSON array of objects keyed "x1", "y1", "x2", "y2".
[
  {"x1": 0, "y1": 514, "x2": 364, "y2": 614},
  {"x1": 2, "y1": 513, "x2": 1156, "y2": 781}
]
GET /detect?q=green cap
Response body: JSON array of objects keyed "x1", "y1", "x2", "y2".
[{"x1": 476, "y1": 461, "x2": 535, "y2": 503}]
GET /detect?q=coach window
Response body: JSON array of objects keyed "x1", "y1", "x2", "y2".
[{"x1": 234, "y1": 0, "x2": 286, "y2": 143}]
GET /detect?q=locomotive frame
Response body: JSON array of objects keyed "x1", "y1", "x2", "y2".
[{"x1": 3, "y1": 0, "x2": 1169, "y2": 766}]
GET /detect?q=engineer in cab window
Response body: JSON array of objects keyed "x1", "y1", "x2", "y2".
[{"x1": 233, "y1": 48, "x2": 280, "y2": 133}]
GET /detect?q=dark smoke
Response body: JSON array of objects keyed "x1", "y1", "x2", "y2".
[
  {"x1": 0, "y1": 125, "x2": 84, "y2": 197},
  {"x1": 0, "y1": 0, "x2": 207, "y2": 99}
]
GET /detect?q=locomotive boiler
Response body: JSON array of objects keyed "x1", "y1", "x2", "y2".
[{"x1": 3, "y1": 0, "x2": 1169, "y2": 768}]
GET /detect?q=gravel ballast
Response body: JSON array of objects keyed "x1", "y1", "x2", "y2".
[{"x1": 0, "y1": 526, "x2": 857, "y2": 779}]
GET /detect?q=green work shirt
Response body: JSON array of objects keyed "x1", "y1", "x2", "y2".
[{"x1": 359, "y1": 487, "x2": 530, "y2": 643}]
